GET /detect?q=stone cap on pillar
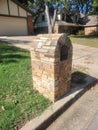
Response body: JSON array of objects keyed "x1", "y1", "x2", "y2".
[{"x1": 31, "y1": 33, "x2": 72, "y2": 65}]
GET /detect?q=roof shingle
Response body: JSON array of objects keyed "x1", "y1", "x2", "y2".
[{"x1": 85, "y1": 15, "x2": 98, "y2": 27}]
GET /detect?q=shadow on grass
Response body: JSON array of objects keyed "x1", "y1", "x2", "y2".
[
  {"x1": 0, "y1": 38, "x2": 32, "y2": 45},
  {"x1": 0, "y1": 41, "x2": 27, "y2": 53},
  {"x1": 0, "y1": 41, "x2": 29, "y2": 64}
]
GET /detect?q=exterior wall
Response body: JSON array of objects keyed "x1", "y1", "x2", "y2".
[
  {"x1": 85, "y1": 26, "x2": 98, "y2": 35},
  {"x1": 19, "y1": 7, "x2": 27, "y2": 17},
  {"x1": 9, "y1": 0, "x2": 18, "y2": 16},
  {"x1": 54, "y1": 25, "x2": 59, "y2": 33},
  {"x1": 57, "y1": 14, "x2": 62, "y2": 21},
  {"x1": 58, "y1": 26, "x2": 69, "y2": 33},
  {"x1": 31, "y1": 34, "x2": 72, "y2": 102},
  {"x1": 0, "y1": 16, "x2": 28, "y2": 36},
  {"x1": 27, "y1": 13, "x2": 31, "y2": 16},
  {"x1": 0, "y1": 0, "x2": 8, "y2": 15}
]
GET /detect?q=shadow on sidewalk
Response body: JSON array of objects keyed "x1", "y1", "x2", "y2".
[{"x1": 63, "y1": 71, "x2": 98, "y2": 99}]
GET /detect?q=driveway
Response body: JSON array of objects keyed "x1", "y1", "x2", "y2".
[{"x1": 0, "y1": 36, "x2": 98, "y2": 79}]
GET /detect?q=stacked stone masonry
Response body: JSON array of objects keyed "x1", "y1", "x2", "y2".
[{"x1": 31, "y1": 34, "x2": 73, "y2": 102}]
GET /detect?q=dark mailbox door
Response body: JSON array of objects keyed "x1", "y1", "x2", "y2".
[{"x1": 60, "y1": 45, "x2": 68, "y2": 61}]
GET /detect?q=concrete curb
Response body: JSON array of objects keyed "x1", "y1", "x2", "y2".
[{"x1": 20, "y1": 77, "x2": 97, "y2": 130}]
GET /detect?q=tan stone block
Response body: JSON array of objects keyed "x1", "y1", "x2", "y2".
[
  {"x1": 42, "y1": 74, "x2": 48, "y2": 79},
  {"x1": 45, "y1": 68, "x2": 54, "y2": 74},
  {"x1": 47, "y1": 77, "x2": 57, "y2": 81},
  {"x1": 44, "y1": 53, "x2": 56, "y2": 58},
  {"x1": 42, "y1": 80, "x2": 55, "y2": 89},
  {"x1": 35, "y1": 48, "x2": 48, "y2": 53},
  {"x1": 50, "y1": 58, "x2": 60, "y2": 63},
  {"x1": 41, "y1": 57, "x2": 50, "y2": 62},
  {"x1": 46, "y1": 41, "x2": 52, "y2": 46},
  {"x1": 42, "y1": 46, "x2": 51, "y2": 49},
  {"x1": 39, "y1": 53, "x2": 45, "y2": 58},
  {"x1": 37, "y1": 86, "x2": 45, "y2": 94}
]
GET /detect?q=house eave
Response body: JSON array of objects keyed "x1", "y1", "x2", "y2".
[
  {"x1": 56, "y1": 21, "x2": 83, "y2": 27},
  {"x1": 84, "y1": 24, "x2": 98, "y2": 27}
]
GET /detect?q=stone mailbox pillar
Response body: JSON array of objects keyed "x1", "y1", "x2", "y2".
[{"x1": 31, "y1": 34, "x2": 72, "y2": 102}]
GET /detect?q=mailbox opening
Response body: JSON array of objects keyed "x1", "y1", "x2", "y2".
[{"x1": 60, "y1": 45, "x2": 68, "y2": 61}]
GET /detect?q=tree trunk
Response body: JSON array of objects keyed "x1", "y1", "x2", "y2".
[
  {"x1": 45, "y1": 2, "x2": 53, "y2": 33},
  {"x1": 52, "y1": 8, "x2": 57, "y2": 32},
  {"x1": 45, "y1": 1, "x2": 57, "y2": 34}
]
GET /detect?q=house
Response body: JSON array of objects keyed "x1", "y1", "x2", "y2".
[
  {"x1": 34, "y1": 9, "x2": 83, "y2": 34},
  {"x1": 84, "y1": 15, "x2": 98, "y2": 35},
  {"x1": 0, "y1": 0, "x2": 34, "y2": 36},
  {"x1": 54, "y1": 21, "x2": 83, "y2": 34}
]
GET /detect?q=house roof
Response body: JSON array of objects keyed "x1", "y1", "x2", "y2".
[
  {"x1": 56, "y1": 21, "x2": 83, "y2": 27},
  {"x1": 84, "y1": 15, "x2": 98, "y2": 27},
  {"x1": 11, "y1": 0, "x2": 34, "y2": 16}
]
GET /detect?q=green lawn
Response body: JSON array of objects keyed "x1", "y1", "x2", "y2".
[
  {"x1": 70, "y1": 35, "x2": 98, "y2": 48},
  {"x1": 0, "y1": 41, "x2": 51, "y2": 130}
]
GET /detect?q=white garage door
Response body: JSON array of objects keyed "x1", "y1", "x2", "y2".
[{"x1": 0, "y1": 16, "x2": 28, "y2": 36}]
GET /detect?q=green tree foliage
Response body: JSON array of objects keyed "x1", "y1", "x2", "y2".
[
  {"x1": 93, "y1": 0, "x2": 98, "y2": 6},
  {"x1": 92, "y1": 0, "x2": 98, "y2": 14}
]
